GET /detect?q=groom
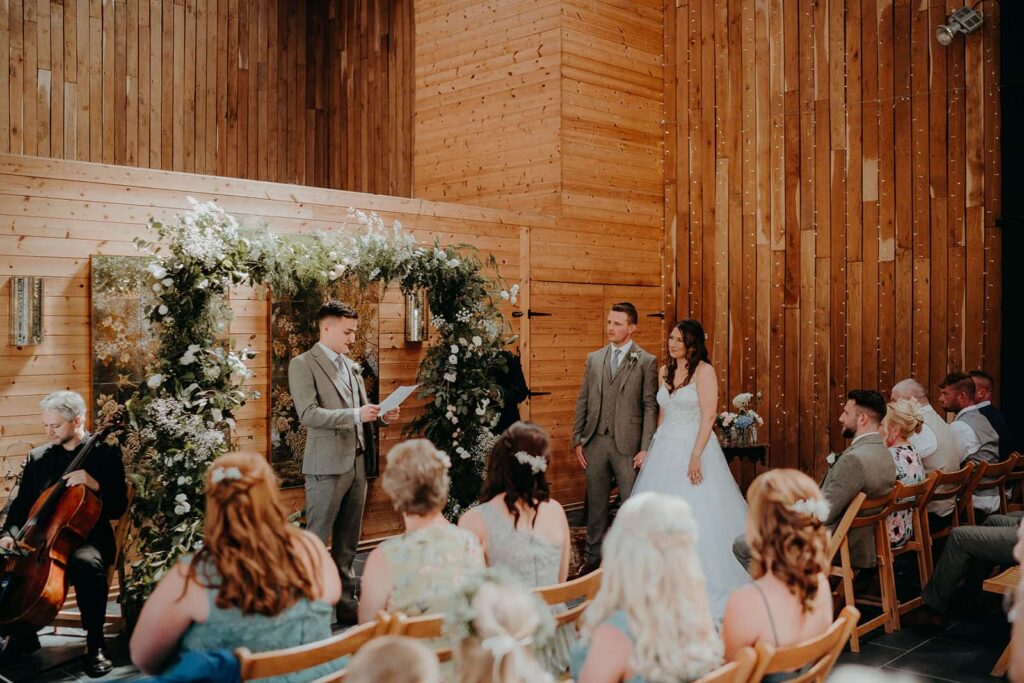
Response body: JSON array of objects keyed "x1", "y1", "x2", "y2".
[{"x1": 572, "y1": 302, "x2": 659, "y2": 577}]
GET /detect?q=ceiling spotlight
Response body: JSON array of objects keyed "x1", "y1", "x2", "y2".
[{"x1": 936, "y1": 6, "x2": 985, "y2": 46}]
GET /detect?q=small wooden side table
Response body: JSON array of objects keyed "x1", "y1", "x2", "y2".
[
  {"x1": 721, "y1": 443, "x2": 769, "y2": 495},
  {"x1": 982, "y1": 565, "x2": 1019, "y2": 677}
]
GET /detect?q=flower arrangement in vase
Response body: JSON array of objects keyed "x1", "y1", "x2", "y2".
[{"x1": 716, "y1": 391, "x2": 764, "y2": 446}]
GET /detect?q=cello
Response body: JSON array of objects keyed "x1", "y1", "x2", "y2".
[{"x1": 0, "y1": 414, "x2": 124, "y2": 634}]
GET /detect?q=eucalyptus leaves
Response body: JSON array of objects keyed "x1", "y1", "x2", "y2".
[{"x1": 122, "y1": 198, "x2": 512, "y2": 621}]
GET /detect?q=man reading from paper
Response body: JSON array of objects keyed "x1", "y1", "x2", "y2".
[{"x1": 288, "y1": 301, "x2": 400, "y2": 625}]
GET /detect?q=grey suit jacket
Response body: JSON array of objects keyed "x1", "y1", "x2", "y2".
[
  {"x1": 821, "y1": 432, "x2": 896, "y2": 568},
  {"x1": 572, "y1": 343, "x2": 659, "y2": 455},
  {"x1": 288, "y1": 345, "x2": 369, "y2": 476}
]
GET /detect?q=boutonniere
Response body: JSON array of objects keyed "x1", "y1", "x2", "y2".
[
  {"x1": 628, "y1": 351, "x2": 640, "y2": 365},
  {"x1": 826, "y1": 451, "x2": 839, "y2": 467},
  {"x1": 351, "y1": 363, "x2": 363, "y2": 377}
]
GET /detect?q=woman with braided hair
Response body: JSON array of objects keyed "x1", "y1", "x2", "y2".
[
  {"x1": 721, "y1": 469, "x2": 832, "y2": 665},
  {"x1": 130, "y1": 453, "x2": 343, "y2": 681}
]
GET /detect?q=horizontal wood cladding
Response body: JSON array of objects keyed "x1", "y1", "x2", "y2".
[
  {"x1": 0, "y1": 153, "x2": 549, "y2": 538},
  {"x1": 0, "y1": 0, "x2": 414, "y2": 195},
  {"x1": 664, "y1": 0, "x2": 1002, "y2": 480}
]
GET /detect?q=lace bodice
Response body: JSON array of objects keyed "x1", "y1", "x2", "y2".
[
  {"x1": 476, "y1": 502, "x2": 562, "y2": 588},
  {"x1": 657, "y1": 382, "x2": 702, "y2": 428}
]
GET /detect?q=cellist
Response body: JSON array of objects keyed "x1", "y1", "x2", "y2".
[{"x1": 0, "y1": 391, "x2": 127, "y2": 677}]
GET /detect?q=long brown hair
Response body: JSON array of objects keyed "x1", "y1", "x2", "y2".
[
  {"x1": 747, "y1": 469, "x2": 829, "y2": 613},
  {"x1": 479, "y1": 421, "x2": 551, "y2": 528},
  {"x1": 186, "y1": 453, "x2": 322, "y2": 616},
  {"x1": 665, "y1": 319, "x2": 710, "y2": 392}
]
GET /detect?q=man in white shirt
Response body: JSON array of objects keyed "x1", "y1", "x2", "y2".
[
  {"x1": 969, "y1": 370, "x2": 1013, "y2": 460},
  {"x1": 940, "y1": 371, "x2": 1000, "y2": 514},
  {"x1": 892, "y1": 378, "x2": 962, "y2": 516}
]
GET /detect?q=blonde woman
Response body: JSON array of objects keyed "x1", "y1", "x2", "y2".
[
  {"x1": 570, "y1": 492, "x2": 722, "y2": 683},
  {"x1": 359, "y1": 439, "x2": 485, "y2": 623},
  {"x1": 344, "y1": 637, "x2": 442, "y2": 683},
  {"x1": 882, "y1": 398, "x2": 926, "y2": 547},
  {"x1": 722, "y1": 470, "x2": 832, "y2": 663},
  {"x1": 129, "y1": 453, "x2": 342, "y2": 680},
  {"x1": 455, "y1": 579, "x2": 555, "y2": 683}
]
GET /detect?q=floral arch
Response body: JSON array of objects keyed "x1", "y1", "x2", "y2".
[{"x1": 121, "y1": 199, "x2": 515, "y2": 616}]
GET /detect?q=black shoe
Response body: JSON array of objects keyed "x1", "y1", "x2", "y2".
[
  {"x1": 573, "y1": 560, "x2": 600, "y2": 580},
  {"x1": 0, "y1": 631, "x2": 41, "y2": 659},
  {"x1": 335, "y1": 605, "x2": 359, "y2": 627},
  {"x1": 900, "y1": 605, "x2": 947, "y2": 632},
  {"x1": 85, "y1": 647, "x2": 113, "y2": 678}
]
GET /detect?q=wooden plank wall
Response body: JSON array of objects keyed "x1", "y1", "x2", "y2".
[
  {"x1": 0, "y1": 153, "x2": 547, "y2": 538},
  {"x1": 664, "y1": 0, "x2": 1002, "y2": 478},
  {"x1": 0, "y1": 0, "x2": 414, "y2": 195}
]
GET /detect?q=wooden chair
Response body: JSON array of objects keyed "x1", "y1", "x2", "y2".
[
  {"x1": 958, "y1": 455, "x2": 1020, "y2": 525},
  {"x1": 237, "y1": 617, "x2": 391, "y2": 681},
  {"x1": 747, "y1": 606, "x2": 860, "y2": 683},
  {"x1": 381, "y1": 611, "x2": 454, "y2": 663},
  {"x1": 1002, "y1": 452, "x2": 1024, "y2": 512},
  {"x1": 534, "y1": 567, "x2": 603, "y2": 628},
  {"x1": 828, "y1": 492, "x2": 867, "y2": 566},
  {"x1": 887, "y1": 472, "x2": 939, "y2": 627},
  {"x1": 693, "y1": 646, "x2": 757, "y2": 683},
  {"x1": 829, "y1": 486, "x2": 899, "y2": 652},
  {"x1": 919, "y1": 462, "x2": 975, "y2": 576}
]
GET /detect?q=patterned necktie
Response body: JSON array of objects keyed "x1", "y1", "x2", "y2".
[
  {"x1": 612, "y1": 348, "x2": 622, "y2": 374},
  {"x1": 337, "y1": 355, "x2": 364, "y2": 447}
]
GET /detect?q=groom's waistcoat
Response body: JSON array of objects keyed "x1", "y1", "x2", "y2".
[{"x1": 595, "y1": 354, "x2": 629, "y2": 437}]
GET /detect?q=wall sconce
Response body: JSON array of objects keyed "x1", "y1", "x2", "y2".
[
  {"x1": 9, "y1": 276, "x2": 43, "y2": 346},
  {"x1": 404, "y1": 289, "x2": 430, "y2": 343},
  {"x1": 936, "y1": 6, "x2": 985, "y2": 46}
]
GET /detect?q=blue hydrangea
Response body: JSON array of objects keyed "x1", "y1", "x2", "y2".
[{"x1": 734, "y1": 414, "x2": 755, "y2": 429}]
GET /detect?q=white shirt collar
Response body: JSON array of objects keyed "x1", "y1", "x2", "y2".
[
  {"x1": 955, "y1": 404, "x2": 980, "y2": 419},
  {"x1": 317, "y1": 341, "x2": 345, "y2": 365},
  {"x1": 976, "y1": 400, "x2": 992, "y2": 409},
  {"x1": 610, "y1": 340, "x2": 633, "y2": 354},
  {"x1": 851, "y1": 431, "x2": 878, "y2": 446}
]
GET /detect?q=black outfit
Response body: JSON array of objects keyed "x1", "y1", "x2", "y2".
[
  {"x1": 490, "y1": 350, "x2": 530, "y2": 434},
  {"x1": 2, "y1": 437, "x2": 127, "y2": 637},
  {"x1": 977, "y1": 403, "x2": 1013, "y2": 461}
]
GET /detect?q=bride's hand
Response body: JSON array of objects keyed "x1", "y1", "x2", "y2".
[
  {"x1": 688, "y1": 454, "x2": 703, "y2": 485},
  {"x1": 633, "y1": 450, "x2": 648, "y2": 469}
]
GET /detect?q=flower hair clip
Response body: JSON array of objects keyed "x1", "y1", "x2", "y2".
[
  {"x1": 433, "y1": 450, "x2": 453, "y2": 469},
  {"x1": 481, "y1": 634, "x2": 534, "y2": 680},
  {"x1": 513, "y1": 450, "x2": 547, "y2": 474},
  {"x1": 211, "y1": 466, "x2": 243, "y2": 485},
  {"x1": 788, "y1": 498, "x2": 830, "y2": 522}
]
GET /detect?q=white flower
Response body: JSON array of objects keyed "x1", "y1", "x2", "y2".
[
  {"x1": 173, "y1": 493, "x2": 191, "y2": 516},
  {"x1": 161, "y1": 278, "x2": 174, "y2": 287},
  {"x1": 514, "y1": 450, "x2": 547, "y2": 474},
  {"x1": 450, "y1": 415, "x2": 459, "y2": 424},
  {"x1": 179, "y1": 344, "x2": 202, "y2": 366},
  {"x1": 733, "y1": 392, "x2": 754, "y2": 409},
  {"x1": 328, "y1": 251, "x2": 337, "y2": 259},
  {"x1": 152, "y1": 283, "x2": 162, "y2": 292},
  {"x1": 826, "y1": 452, "x2": 839, "y2": 466},
  {"x1": 443, "y1": 372, "x2": 457, "y2": 382},
  {"x1": 471, "y1": 336, "x2": 482, "y2": 347},
  {"x1": 204, "y1": 366, "x2": 220, "y2": 379},
  {"x1": 148, "y1": 263, "x2": 167, "y2": 279},
  {"x1": 197, "y1": 279, "x2": 209, "y2": 290},
  {"x1": 328, "y1": 271, "x2": 339, "y2": 281},
  {"x1": 509, "y1": 284, "x2": 520, "y2": 305},
  {"x1": 211, "y1": 466, "x2": 243, "y2": 484},
  {"x1": 788, "y1": 498, "x2": 830, "y2": 522},
  {"x1": 147, "y1": 374, "x2": 164, "y2": 388},
  {"x1": 449, "y1": 354, "x2": 458, "y2": 365},
  {"x1": 451, "y1": 344, "x2": 460, "y2": 354},
  {"x1": 447, "y1": 258, "x2": 460, "y2": 268},
  {"x1": 475, "y1": 406, "x2": 486, "y2": 416},
  {"x1": 458, "y1": 337, "x2": 468, "y2": 346},
  {"x1": 157, "y1": 304, "x2": 169, "y2": 315},
  {"x1": 499, "y1": 290, "x2": 510, "y2": 300}
]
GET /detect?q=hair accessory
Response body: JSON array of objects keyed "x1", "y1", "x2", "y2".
[
  {"x1": 211, "y1": 466, "x2": 243, "y2": 485},
  {"x1": 433, "y1": 450, "x2": 452, "y2": 469},
  {"x1": 513, "y1": 450, "x2": 547, "y2": 474},
  {"x1": 481, "y1": 634, "x2": 533, "y2": 679},
  {"x1": 788, "y1": 498, "x2": 830, "y2": 522}
]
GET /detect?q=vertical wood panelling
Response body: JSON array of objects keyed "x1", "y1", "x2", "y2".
[
  {"x1": 666, "y1": 0, "x2": 1002, "y2": 477},
  {"x1": 2, "y1": 0, "x2": 414, "y2": 195}
]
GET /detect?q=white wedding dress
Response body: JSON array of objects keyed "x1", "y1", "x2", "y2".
[{"x1": 633, "y1": 381, "x2": 750, "y2": 618}]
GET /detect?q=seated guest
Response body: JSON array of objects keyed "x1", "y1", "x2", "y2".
[
  {"x1": 130, "y1": 453, "x2": 343, "y2": 680},
  {"x1": 458, "y1": 421, "x2": 572, "y2": 672},
  {"x1": 940, "y1": 372, "x2": 1001, "y2": 515},
  {"x1": 882, "y1": 399, "x2": 926, "y2": 547},
  {"x1": 891, "y1": 378, "x2": 961, "y2": 519},
  {"x1": 908, "y1": 511, "x2": 1023, "y2": 626},
  {"x1": 454, "y1": 578, "x2": 556, "y2": 683},
  {"x1": 970, "y1": 370, "x2": 1013, "y2": 460},
  {"x1": 359, "y1": 439, "x2": 484, "y2": 623},
  {"x1": 0, "y1": 391, "x2": 128, "y2": 677},
  {"x1": 722, "y1": 470, "x2": 832, "y2": 662},
  {"x1": 345, "y1": 637, "x2": 442, "y2": 683},
  {"x1": 571, "y1": 492, "x2": 722, "y2": 683},
  {"x1": 735, "y1": 390, "x2": 895, "y2": 572}
]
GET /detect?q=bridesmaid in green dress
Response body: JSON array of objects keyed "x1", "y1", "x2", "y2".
[
  {"x1": 130, "y1": 453, "x2": 344, "y2": 683},
  {"x1": 359, "y1": 439, "x2": 485, "y2": 622}
]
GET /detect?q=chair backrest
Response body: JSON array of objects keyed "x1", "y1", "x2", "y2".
[
  {"x1": 534, "y1": 567, "x2": 603, "y2": 627},
  {"x1": 386, "y1": 612, "x2": 453, "y2": 663},
  {"x1": 693, "y1": 647, "x2": 757, "y2": 683},
  {"x1": 748, "y1": 605, "x2": 861, "y2": 683},
  {"x1": 929, "y1": 462, "x2": 975, "y2": 507},
  {"x1": 1005, "y1": 453, "x2": 1024, "y2": 510},
  {"x1": 828, "y1": 492, "x2": 867, "y2": 565},
  {"x1": 849, "y1": 486, "x2": 900, "y2": 530},
  {"x1": 959, "y1": 455, "x2": 1020, "y2": 518},
  {"x1": 890, "y1": 472, "x2": 939, "y2": 515},
  {"x1": 236, "y1": 619, "x2": 383, "y2": 681}
]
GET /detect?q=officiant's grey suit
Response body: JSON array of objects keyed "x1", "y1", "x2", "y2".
[
  {"x1": 572, "y1": 342, "x2": 659, "y2": 564},
  {"x1": 289, "y1": 342, "x2": 375, "y2": 617}
]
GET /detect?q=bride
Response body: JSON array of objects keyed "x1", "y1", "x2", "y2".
[{"x1": 633, "y1": 318, "x2": 750, "y2": 618}]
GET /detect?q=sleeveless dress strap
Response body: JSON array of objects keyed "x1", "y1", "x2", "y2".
[{"x1": 751, "y1": 581, "x2": 780, "y2": 647}]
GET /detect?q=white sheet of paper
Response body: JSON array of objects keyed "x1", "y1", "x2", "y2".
[{"x1": 379, "y1": 384, "x2": 419, "y2": 414}]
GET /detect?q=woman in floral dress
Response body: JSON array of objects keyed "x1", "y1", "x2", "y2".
[{"x1": 882, "y1": 398, "x2": 927, "y2": 548}]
